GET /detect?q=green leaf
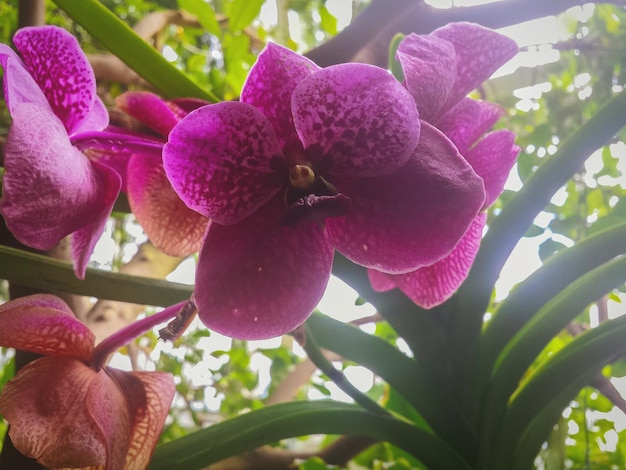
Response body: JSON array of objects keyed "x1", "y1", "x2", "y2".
[
  {"x1": 148, "y1": 401, "x2": 472, "y2": 470},
  {"x1": 319, "y1": 6, "x2": 338, "y2": 35},
  {"x1": 226, "y1": 0, "x2": 264, "y2": 32},
  {"x1": 0, "y1": 246, "x2": 192, "y2": 306},
  {"x1": 388, "y1": 33, "x2": 405, "y2": 82},
  {"x1": 178, "y1": 0, "x2": 222, "y2": 37},
  {"x1": 51, "y1": 0, "x2": 218, "y2": 101}
]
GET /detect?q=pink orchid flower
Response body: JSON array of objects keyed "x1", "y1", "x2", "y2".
[
  {"x1": 162, "y1": 42, "x2": 486, "y2": 340},
  {"x1": 0, "y1": 26, "x2": 161, "y2": 278},
  {"x1": 112, "y1": 91, "x2": 209, "y2": 257},
  {"x1": 368, "y1": 22, "x2": 521, "y2": 308},
  {"x1": 0, "y1": 295, "x2": 182, "y2": 469}
]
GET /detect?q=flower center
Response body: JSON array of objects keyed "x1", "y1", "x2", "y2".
[{"x1": 289, "y1": 164, "x2": 316, "y2": 190}]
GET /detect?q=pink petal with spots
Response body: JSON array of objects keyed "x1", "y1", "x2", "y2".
[
  {"x1": 431, "y1": 22, "x2": 518, "y2": 113},
  {"x1": 0, "y1": 357, "x2": 106, "y2": 468},
  {"x1": 128, "y1": 152, "x2": 207, "y2": 256},
  {"x1": 115, "y1": 91, "x2": 180, "y2": 137},
  {"x1": 0, "y1": 44, "x2": 51, "y2": 114},
  {"x1": 396, "y1": 35, "x2": 456, "y2": 122},
  {"x1": 292, "y1": 63, "x2": 420, "y2": 177},
  {"x1": 0, "y1": 294, "x2": 94, "y2": 359},
  {"x1": 0, "y1": 104, "x2": 121, "y2": 262},
  {"x1": 464, "y1": 129, "x2": 520, "y2": 208},
  {"x1": 195, "y1": 197, "x2": 334, "y2": 339},
  {"x1": 325, "y1": 122, "x2": 485, "y2": 274},
  {"x1": 241, "y1": 42, "x2": 319, "y2": 150},
  {"x1": 163, "y1": 102, "x2": 285, "y2": 225},
  {"x1": 370, "y1": 213, "x2": 487, "y2": 308},
  {"x1": 123, "y1": 371, "x2": 176, "y2": 469},
  {"x1": 13, "y1": 26, "x2": 107, "y2": 135},
  {"x1": 437, "y1": 98, "x2": 504, "y2": 155}
]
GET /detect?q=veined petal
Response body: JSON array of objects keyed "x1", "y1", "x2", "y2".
[
  {"x1": 0, "y1": 104, "x2": 121, "y2": 255},
  {"x1": 325, "y1": 122, "x2": 485, "y2": 273},
  {"x1": 128, "y1": 153, "x2": 207, "y2": 256},
  {"x1": 370, "y1": 213, "x2": 487, "y2": 308},
  {"x1": 292, "y1": 63, "x2": 420, "y2": 177},
  {"x1": 195, "y1": 197, "x2": 334, "y2": 340},
  {"x1": 396, "y1": 35, "x2": 456, "y2": 122},
  {"x1": 464, "y1": 129, "x2": 520, "y2": 208},
  {"x1": 163, "y1": 102, "x2": 285, "y2": 225},
  {"x1": 0, "y1": 294, "x2": 94, "y2": 359},
  {"x1": 0, "y1": 357, "x2": 106, "y2": 468},
  {"x1": 241, "y1": 42, "x2": 319, "y2": 150},
  {"x1": 13, "y1": 26, "x2": 105, "y2": 135},
  {"x1": 437, "y1": 98, "x2": 504, "y2": 155},
  {"x1": 115, "y1": 91, "x2": 179, "y2": 137},
  {"x1": 124, "y1": 371, "x2": 176, "y2": 469},
  {"x1": 431, "y1": 22, "x2": 518, "y2": 112},
  {"x1": 0, "y1": 44, "x2": 51, "y2": 114}
]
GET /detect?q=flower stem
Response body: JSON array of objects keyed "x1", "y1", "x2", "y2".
[
  {"x1": 92, "y1": 299, "x2": 188, "y2": 368},
  {"x1": 298, "y1": 323, "x2": 390, "y2": 416}
]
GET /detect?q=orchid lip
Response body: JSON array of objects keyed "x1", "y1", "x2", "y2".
[{"x1": 72, "y1": 131, "x2": 164, "y2": 156}]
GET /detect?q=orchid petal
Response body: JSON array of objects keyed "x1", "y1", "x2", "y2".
[
  {"x1": 0, "y1": 104, "x2": 121, "y2": 256},
  {"x1": 163, "y1": 102, "x2": 284, "y2": 225},
  {"x1": 396, "y1": 35, "x2": 456, "y2": 122},
  {"x1": 0, "y1": 357, "x2": 106, "y2": 468},
  {"x1": 464, "y1": 129, "x2": 520, "y2": 208},
  {"x1": 367, "y1": 269, "x2": 396, "y2": 293},
  {"x1": 437, "y1": 98, "x2": 504, "y2": 155},
  {"x1": 195, "y1": 197, "x2": 334, "y2": 339},
  {"x1": 86, "y1": 369, "x2": 134, "y2": 470},
  {"x1": 0, "y1": 294, "x2": 94, "y2": 359},
  {"x1": 115, "y1": 91, "x2": 179, "y2": 137},
  {"x1": 13, "y1": 26, "x2": 106, "y2": 135},
  {"x1": 292, "y1": 63, "x2": 420, "y2": 177},
  {"x1": 0, "y1": 44, "x2": 51, "y2": 114},
  {"x1": 371, "y1": 213, "x2": 487, "y2": 308},
  {"x1": 123, "y1": 371, "x2": 176, "y2": 469},
  {"x1": 241, "y1": 42, "x2": 319, "y2": 150},
  {"x1": 325, "y1": 122, "x2": 485, "y2": 273},
  {"x1": 431, "y1": 22, "x2": 518, "y2": 111},
  {"x1": 128, "y1": 153, "x2": 207, "y2": 256}
]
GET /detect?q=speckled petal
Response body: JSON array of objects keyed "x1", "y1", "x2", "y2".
[
  {"x1": 437, "y1": 98, "x2": 504, "y2": 155},
  {"x1": 325, "y1": 122, "x2": 485, "y2": 274},
  {"x1": 195, "y1": 197, "x2": 334, "y2": 340},
  {"x1": 163, "y1": 102, "x2": 285, "y2": 225},
  {"x1": 241, "y1": 42, "x2": 319, "y2": 150},
  {"x1": 0, "y1": 103, "x2": 121, "y2": 261},
  {"x1": 0, "y1": 357, "x2": 106, "y2": 468},
  {"x1": 13, "y1": 26, "x2": 107, "y2": 135},
  {"x1": 431, "y1": 22, "x2": 518, "y2": 112},
  {"x1": 396, "y1": 34, "x2": 456, "y2": 122},
  {"x1": 292, "y1": 63, "x2": 420, "y2": 177},
  {"x1": 464, "y1": 129, "x2": 520, "y2": 208},
  {"x1": 369, "y1": 213, "x2": 487, "y2": 308},
  {"x1": 128, "y1": 152, "x2": 208, "y2": 256},
  {"x1": 0, "y1": 44, "x2": 51, "y2": 114},
  {"x1": 0, "y1": 294, "x2": 95, "y2": 359},
  {"x1": 115, "y1": 91, "x2": 180, "y2": 137}
]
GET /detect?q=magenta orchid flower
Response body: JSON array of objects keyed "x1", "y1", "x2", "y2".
[
  {"x1": 113, "y1": 91, "x2": 210, "y2": 256},
  {"x1": 368, "y1": 23, "x2": 521, "y2": 308},
  {"x1": 163, "y1": 42, "x2": 486, "y2": 339},
  {"x1": 0, "y1": 295, "x2": 182, "y2": 469}
]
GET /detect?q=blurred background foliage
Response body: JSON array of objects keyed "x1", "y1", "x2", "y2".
[{"x1": 1, "y1": 0, "x2": 626, "y2": 468}]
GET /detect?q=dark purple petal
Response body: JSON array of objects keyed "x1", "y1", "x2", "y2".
[
  {"x1": 0, "y1": 104, "x2": 121, "y2": 263},
  {"x1": 115, "y1": 91, "x2": 179, "y2": 137},
  {"x1": 0, "y1": 44, "x2": 51, "y2": 114},
  {"x1": 241, "y1": 42, "x2": 320, "y2": 151},
  {"x1": 396, "y1": 35, "x2": 456, "y2": 122},
  {"x1": 13, "y1": 26, "x2": 106, "y2": 135},
  {"x1": 437, "y1": 98, "x2": 504, "y2": 155},
  {"x1": 292, "y1": 63, "x2": 420, "y2": 177},
  {"x1": 127, "y1": 152, "x2": 208, "y2": 257},
  {"x1": 369, "y1": 213, "x2": 487, "y2": 308},
  {"x1": 464, "y1": 129, "x2": 520, "y2": 208},
  {"x1": 431, "y1": 22, "x2": 518, "y2": 113},
  {"x1": 325, "y1": 122, "x2": 485, "y2": 274},
  {"x1": 195, "y1": 197, "x2": 334, "y2": 340},
  {"x1": 163, "y1": 102, "x2": 285, "y2": 225}
]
